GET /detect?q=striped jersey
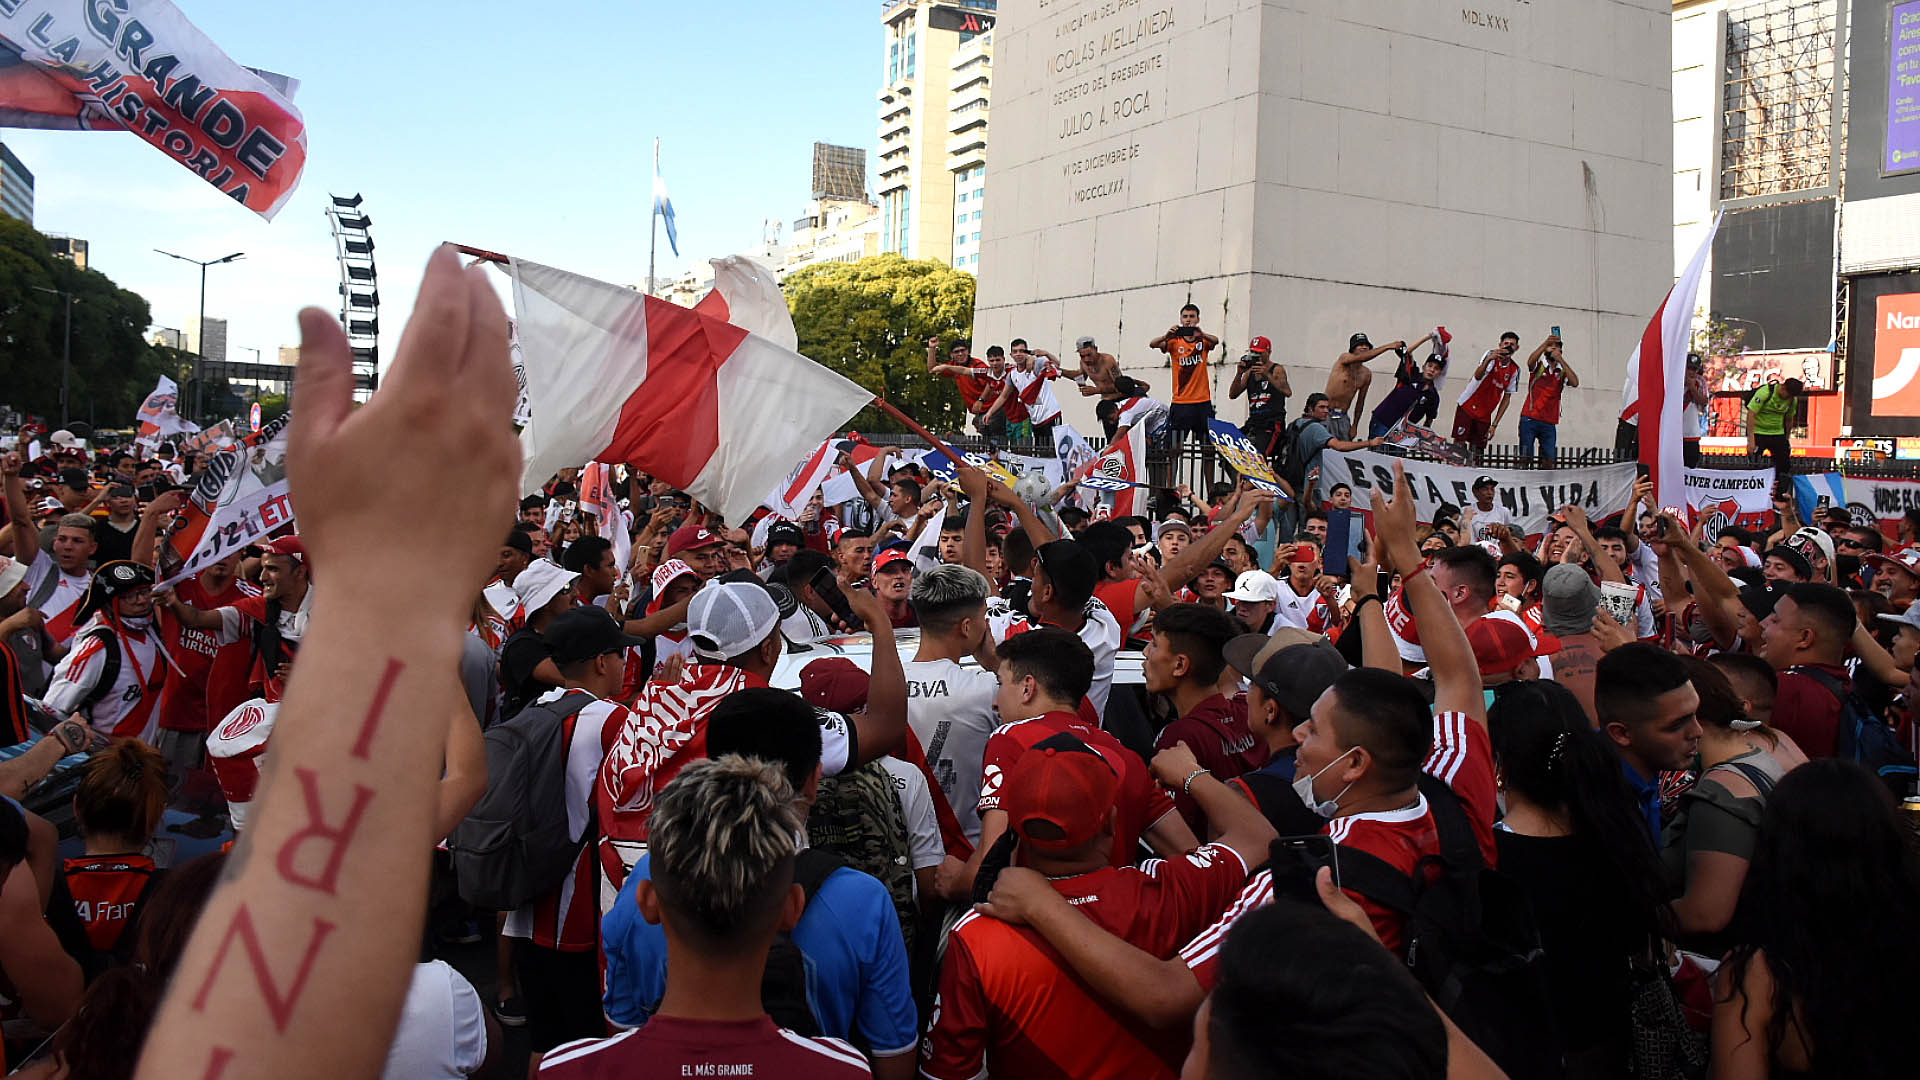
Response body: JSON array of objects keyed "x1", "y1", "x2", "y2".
[{"x1": 505, "y1": 688, "x2": 625, "y2": 952}]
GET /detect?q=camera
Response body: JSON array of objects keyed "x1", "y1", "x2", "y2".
[{"x1": 1177, "y1": 326, "x2": 1200, "y2": 341}]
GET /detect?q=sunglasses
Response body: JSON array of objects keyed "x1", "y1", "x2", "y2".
[{"x1": 1837, "y1": 538, "x2": 1867, "y2": 550}]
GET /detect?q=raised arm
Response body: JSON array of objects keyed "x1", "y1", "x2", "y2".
[
  {"x1": 1562, "y1": 505, "x2": 1622, "y2": 584},
  {"x1": 956, "y1": 463, "x2": 990, "y2": 579},
  {"x1": 1350, "y1": 543, "x2": 1400, "y2": 674},
  {"x1": 989, "y1": 477, "x2": 1056, "y2": 553},
  {"x1": 0, "y1": 452, "x2": 38, "y2": 568},
  {"x1": 1659, "y1": 514, "x2": 1741, "y2": 649},
  {"x1": 841, "y1": 586, "x2": 909, "y2": 764},
  {"x1": 133, "y1": 489, "x2": 188, "y2": 568},
  {"x1": 137, "y1": 247, "x2": 523, "y2": 1080},
  {"x1": 1159, "y1": 489, "x2": 1270, "y2": 589},
  {"x1": 1377, "y1": 463, "x2": 1485, "y2": 724}
]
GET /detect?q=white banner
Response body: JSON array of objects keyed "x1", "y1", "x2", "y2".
[
  {"x1": 1844, "y1": 475, "x2": 1920, "y2": 532},
  {"x1": 158, "y1": 413, "x2": 293, "y2": 587},
  {"x1": 1318, "y1": 451, "x2": 1636, "y2": 538},
  {"x1": 1683, "y1": 467, "x2": 1775, "y2": 517}
]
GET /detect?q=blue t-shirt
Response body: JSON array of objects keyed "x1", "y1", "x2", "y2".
[{"x1": 601, "y1": 852, "x2": 918, "y2": 1057}]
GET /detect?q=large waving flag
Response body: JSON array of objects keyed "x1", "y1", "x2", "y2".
[
  {"x1": 510, "y1": 257, "x2": 873, "y2": 526},
  {"x1": 1622, "y1": 213, "x2": 1722, "y2": 511},
  {"x1": 696, "y1": 256, "x2": 796, "y2": 352},
  {"x1": 1091, "y1": 422, "x2": 1149, "y2": 517},
  {"x1": 135, "y1": 376, "x2": 198, "y2": 443}
]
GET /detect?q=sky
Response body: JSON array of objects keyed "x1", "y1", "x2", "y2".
[{"x1": 2, "y1": 0, "x2": 881, "y2": 369}]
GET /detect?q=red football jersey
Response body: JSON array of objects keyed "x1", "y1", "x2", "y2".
[{"x1": 977, "y1": 710, "x2": 1177, "y2": 867}]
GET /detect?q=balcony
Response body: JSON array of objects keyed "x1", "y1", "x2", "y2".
[
  {"x1": 948, "y1": 104, "x2": 987, "y2": 135},
  {"x1": 947, "y1": 138, "x2": 987, "y2": 169}
]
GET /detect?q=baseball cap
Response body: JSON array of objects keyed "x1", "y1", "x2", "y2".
[
  {"x1": 1541, "y1": 563, "x2": 1599, "y2": 637},
  {"x1": 1248, "y1": 335, "x2": 1272, "y2": 353},
  {"x1": 48, "y1": 429, "x2": 76, "y2": 448},
  {"x1": 0, "y1": 557, "x2": 23, "y2": 598},
  {"x1": 1223, "y1": 633, "x2": 1349, "y2": 718},
  {"x1": 262, "y1": 535, "x2": 307, "y2": 564},
  {"x1": 1865, "y1": 546, "x2": 1920, "y2": 579},
  {"x1": 667, "y1": 524, "x2": 724, "y2": 557},
  {"x1": 1075, "y1": 335, "x2": 1097, "y2": 350},
  {"x1": 1153, "y1": 519, "x2": 1192, "y2": 541},
  {"x1": 687, "y1": 581, "x2": 781, "y2": 661},
  {"x1": 512, "y1": 560, "x2": 579, "y2": 613},
  {"x1": 1224, "y1": 569, "x2": 1280, "y2": 603},
  {"x1": 1472, "y1": 475, "x2": 1497, "y2": 490},
  {"x1": 1466, "y1": 616, "x2": 1561, "y2": 676},
  {"x1": 503, "y1": 530, "x2": 534, "y2": 556},
  {"x1": 545, "y1": 607, "x2": 645, "y2": 665},
  {"x1": 646, "y1": 559, "x2": 703, "y2": 616},
  {"x1": 765, "y1": 520, "x2": 807, "y2": 551},
  {"x1": 798, "y1": 657, "x2": 870, "y2": 714},
  {"x1": 1349, "y1": 332, "x2": 1372, "y2": 351},
  {"x1": 1880, "y1": 600, "x2": 1920, "y2": 633},
  {"x1": 873, "y1": 547, "x2": 914, "y2": 574},
  {"x1": 1765, "y1": 544, "x2": 1812, "y2": 580},
  {"x1": 1739, "y1": 580, "x2": 1788, "y2": 621},
  {"x1": 1786, "y1": 527, "x2": 1835, "y2": 569},
  {"x1": 1001, "y1": 733, "x2": 1119, "y2": 851}
]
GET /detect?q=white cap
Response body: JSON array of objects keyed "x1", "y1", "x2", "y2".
[
  {"x1": 688, "y1": 581, "x2": 781, "y2": 661},
  {"x1": 48, "y1": 429, "x2": 76, "y2": 447},
  {"x1": 0, "y1": 557, "x2": 24, "y2": 598},
  {"x1": 1225, "y1": 569, "x2": 1280, "y2": 603},
  {"x1": 512, "y1": 560, "x2": 579, "y2": 614}
]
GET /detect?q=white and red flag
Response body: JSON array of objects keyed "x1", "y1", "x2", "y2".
[
  {"x1": 135, "y1": 376, "x2": 198, "y2": 443},
  {"x1": 767, "y1": 438, "x2": 841, "y2": 518},
  {"x1": 579, "y1": 462, "x2": 632, "y2": 576},
  {"x1": 694, "y1": 256, "x2": 798, "y2": 352},
  {"x1": 510, "y1": 257, "x2": 872, "y2": 526},
  {"x1": 1621, "y1": 212, "x2": 1722, "y2": 511},
  {"x1": 1091, "y1": 422, "x2": 1149, "y2": 517}
]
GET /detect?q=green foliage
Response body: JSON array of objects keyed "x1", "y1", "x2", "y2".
[
  {"x1": 1692, "y1": 308, "x2": 1747, "y2": 365},
  {"x1": 0, "y1": 216, "x2": 178, "y2": 427},
  {"x1": 255, "y1": 392, "x2": 289, "y2": 424},
  {"x1": 785, "y1": 254, "x2": 976, "y2": 434}
]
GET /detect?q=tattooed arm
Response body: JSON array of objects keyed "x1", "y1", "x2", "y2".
[{"x1": 136, "y1": 247, "x2": 521, "y2": 1080}]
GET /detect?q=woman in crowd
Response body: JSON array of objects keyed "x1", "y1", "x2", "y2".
[
  {"x1": 1663, "y1": 658, "x2": 1797, "y2": 953},
  {"x1": 63, "y1": 739, "x2": 169, "y2": 964},
  {"x1": 1712, "y1": 759, "x2": 1920, "y2": 1077},
  {"x1": 1488, "y1": 681, "x2": 1673, "y2": 1078}
]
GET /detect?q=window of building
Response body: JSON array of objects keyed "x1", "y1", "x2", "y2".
[
  {"x1": 958, "y1": 191, "x2": 968, "y2": 203},
  {"x1": 889, "y1": 42, "x2": 899, "y2": 84},
  {"x1": 973, "y1": 210, "x2": 982, "y2": 221},
  {"x1": 906, "y1": 29, "x2": 916, "y2": 80},
  {"x1": 1719, "y1": 0, "x2": 1837, "y2": 202}
]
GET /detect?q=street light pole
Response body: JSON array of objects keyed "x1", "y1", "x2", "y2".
[
  {"x1": 155, "y1": 249, "x2": 245, "y2": 422},
  {"x1": 31, "y1": 285, "x2": 74, "y2": 427}
]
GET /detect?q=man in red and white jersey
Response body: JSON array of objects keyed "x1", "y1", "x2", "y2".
[
  {"x1": 536, "y1": 757, "x2": 871, "y2": 1079},
  {"x1": 1450, "y1": 332, "x2": 1523, "y2": 458},
  {"x1": 988, "y1": 339, "x2": 1066, "y2": 443},
  {"x1": 162, "y1": 535, "x2": 313, "y2": 705},
  {"x1": 922, "y1": 734, "x2": 1273, "y2": 1080},
  {"x1": 505, "y1": 607, "x2": 642, "y2": 1052},
  {"x1": 44, "y1": 561, "x2": 170, "y2": 741},
  {"x1": 1078, "y1": 490, "x2": 1269, "y2": 642},
  {"x1": 3, "y1": 449, "x2": 96, "y2": 648},
  {"x1": 941, "y1": 627, "x2": 1196, "y2": 900},
  {"x1": 967, "y1": 463, "x2": 1493, "y2": 1028},
  {"x1": 594, "y1": 580, "x2": 907, "y2": 911},
  {"x1": 1271, "y1": 541, "x2": 1336, "y2": 632}
]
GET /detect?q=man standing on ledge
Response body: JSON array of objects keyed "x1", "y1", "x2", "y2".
[
  {"x1": 1152, "y1": 304, "x2": 1221, "y2": 487},
  {"x1": 1747, "y1": 377, "x2": 1801, "y2": 494},
  {"x1": 1451, "y1": 332, "x2": 1524, "y2": 463},
  {"x1": 1326, "y1": 332, "x2": 1406, "y2": 440}
]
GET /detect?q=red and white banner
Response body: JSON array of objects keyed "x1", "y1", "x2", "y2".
[
  {"x1": 1092, "y1": 422, "x2": 1148, "y2": 517},
  {"x1": 158, "y1": 411, "x2": 292, "y2": 587},
  {"x1": 578, "y1": 461, "x2": 631, "y2": 576},
  {"x1": 509, "y1": 257, "x2": 872, "y2": 526},
  {"x1": 134, "y1": 375, "x2": 197, "y2": 442},
  {"x1": 0, "y1": 0, "x2": 306, "y2": 218},
  {"x1": 1622, "y1": 212, "x2": 1722, "y2": 512},
  {"x1": 767, "y1": 438, "x2": 841, "y2": 518},
  {"x1": 693, "y1": 255, "x2": 797, "y2": 353}
]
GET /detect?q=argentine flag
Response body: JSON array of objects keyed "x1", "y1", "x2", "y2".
[{"x1": 653, "y1": 171, "x2": 680, "y2": 258}]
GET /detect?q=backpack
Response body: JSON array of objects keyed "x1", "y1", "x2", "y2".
[
  {"x1": 759, "y1": 848, "x2": 846, "y2": 1038},
  {"x1": 1276, "y1": 416, "x2": 1318, "y2": 492},
  {"x1": 447, "y1": 689, "x2": 595, "y2": 910},
  {"x1": 72, "y1": 626, "x2": 123, "y2": 712},
  {"x1": 1339, "y1": 774, "x2": 1563, "y2": 1079},
  {"x1": 1793, "y1": 667, "x2": 1918, "y2": 797},
  {"x1": 805, "y1": 759, "x2": 918, "y2": 959}
]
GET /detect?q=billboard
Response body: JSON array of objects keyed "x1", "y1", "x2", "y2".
[
  {"x1": 928, "y1": 5, "x2": 996, "y2": 33},
  {"x1": 1873, "y1": 291, "x2": 1920, "y2": 416},
  {"x1": 1707, "y1": 349, "x2": 1835, "y2": 395},
  {"x1": 1889, "y1": 0, "x2": 1920, "y2": 174},
  {"x1": 811, "y1": 142, "x2": 866, "y2": 202}
]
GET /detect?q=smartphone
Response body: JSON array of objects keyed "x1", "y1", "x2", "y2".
[
  {"x1": 1324, "y1": 510, "x2": 1364, "y2": 573},
  {"x1": 1550, "y1": 325, "x2": 1562, "y2": 339},
  {"x1": 1270, "y1": 834, "x2": 1340, "y2": 904},
  {"x1": 808, "y1": 567, "x2": 864, "y2": 632},
  {"x1": 1377, "y1": 568, "x2": 1393, "y2": 597},
  {"x1": 135, "y1": 483, "x2": 160, "y2": 502}
]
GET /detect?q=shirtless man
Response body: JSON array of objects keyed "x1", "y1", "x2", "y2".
[
  {"x1": 1074, "y1": 335, "x2": 1128, "y2": 401},
  {"x1": 1324, "y1": 332, "x2": 1405, "y2": 440}
]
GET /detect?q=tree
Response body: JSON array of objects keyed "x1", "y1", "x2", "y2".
[
  {"x1": 0, "y1": 216, "x2": 177, "y2": 428},
  {"x1": 785, "y1": 254, "x2": 976, "y2": 435}
]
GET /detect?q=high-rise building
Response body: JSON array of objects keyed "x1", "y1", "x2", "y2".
[
  {"x1": 0, "y1": 143, "x2": 32, "y2": 225},
  {"x1": 188, "y1": 317, "x2": 228, "y2": 364},
  {"x1": 877, "y1": 0, "x2": 995, "y2": 268},
  {"x1": 151, "y1": 328, "x2": 185, "y2": 351},
  {"x1": 47, "y1": 235, "x2": 87, "y2": 269},
  {"x1": 277, "y1": 345, "x2": 301, "y2": 366}
]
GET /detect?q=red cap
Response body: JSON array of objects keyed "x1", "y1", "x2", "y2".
[
  {"x1": 1001, "y1": 734, "x2": 1119, "y2": 850},
  {"x1": 799, "y1": 657, "x2": 870, "y2": 714},
  {"x1": 872, "y1": 546, "x2": 914, "y2": 573},
  {"x1": 1466, "y1": 616, "x2": 1561, "y2": 676},
  {"x1": 666, "y1": 524, "x2": 723, "y2": 556},
  {"x1": 1248, "y1": 335, "x2": 1272, "y2": 353},
  {"x1": 1866, "y1": 546, "x2": 1920, "y2": 578},
  {"x1": 263, "y1": 536, "x2": 306, "y2": 563}
]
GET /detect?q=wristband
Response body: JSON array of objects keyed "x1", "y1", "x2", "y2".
[
  {"x1": 1401, "y1": 561, "x2": 1429, "y2": 587},
  {"x1": 1182, "y1": 768, "x2": 1211, "y2": 796},
  {"x1": 1353, "y1": 593, "x2": 1382, "y2": 613}
]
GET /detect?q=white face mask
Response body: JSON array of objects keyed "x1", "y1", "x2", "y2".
[
  {"x1": 1292, "y1": 749, "x2": 1359, "y2": 820},
  {"x1": 119, "y1": 614, "x2": 152, "y2": 630}
]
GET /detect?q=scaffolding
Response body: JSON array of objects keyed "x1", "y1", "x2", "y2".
[{"x1": 1720, "y1": 0, "x2": 1839, "y2": 202}]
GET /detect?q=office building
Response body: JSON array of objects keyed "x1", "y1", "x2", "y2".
[
  {"x1": 47, "y1": 234, "x2": 86, "y2": 269},
  {"x1": 783, "y1": 144, "x2": 882, "y2": 278},
  {"x1": 277, "y1": 345, "x2": 301, "y2": 366},
  {"x1": 877, "y1": 0, "x2": 996, "y2": 268},
  {"x1": 150, "y1": 328, "x2": 185, "y2": 351},
  {"x1": 188, "y1": 317, "x2": 228, "y2": 364},
  {"x1": 0, "y1": 142, "x2": 32, "y2": 225}
]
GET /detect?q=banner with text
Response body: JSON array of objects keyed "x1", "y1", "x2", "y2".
[
  {"x1": 1843, "y1": 474, "x2": 1920, "y2": 534},
  {"x1": 1318, "y1": 451, "x2": 1637, "y2": 538},
  {"x1": 0, "y1": 0, "x2": 306, "y2": 218},
  {"x1": 1208, "y1": 419, "x2": 1285, "y2": 494},
  {"x1": 1684, "y1": 466, "x2": 1777, "y2": 537},
  {"x1": 158, "y1": 411, "x2": 292, "y2": 586}
]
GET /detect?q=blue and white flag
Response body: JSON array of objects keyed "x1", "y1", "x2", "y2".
[
  {"x1": 1792, "y1": 472, "x2": 1849, "y2": 524},
  {"x1": 653, "y1": 172, "x2": 680, "y2": 257}
]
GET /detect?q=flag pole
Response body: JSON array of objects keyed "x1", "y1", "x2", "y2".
[
  {"x1": 648, "y1": 137, "x2": 660, "y2": 297},
  {"x1": 871, "y1": 396, "x2": 966, "y2": 468}
]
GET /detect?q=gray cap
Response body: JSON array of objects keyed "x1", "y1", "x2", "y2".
[
  {"x1": 688, "y1": 581, "x2": 781, "y2": 661},
  {"x1": 1880, "y1": 600, "x2": 1920, "y2": 633},
  {"x1": 1075, "y1": 335, "x2": 1097, "y2": 349},
  {"x1": 1223, "y1": 632, "x2": 1349, "y2": 720},
  {"x1": 1540, "y1": 563, "x2": 1598, "y2": 636}
]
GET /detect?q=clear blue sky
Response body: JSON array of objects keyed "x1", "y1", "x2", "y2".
[{"x1": 3, "y1": 0, "x2": 879, "y2": 367}]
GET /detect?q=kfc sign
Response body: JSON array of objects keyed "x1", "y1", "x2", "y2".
[{"x1": 1873, "y1": 293, "x2": 1920, "y2": 417}]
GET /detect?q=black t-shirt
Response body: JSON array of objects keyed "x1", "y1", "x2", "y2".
[
  {"x1": 499, "y1": 627, "x2": 553, "y2": 719},
  {"x1": 92, "y1": 519, "x2": 137, "y2": 566},
  {"x1": 1243, "y1": 371, "x2": 1286, "y2": 426}
]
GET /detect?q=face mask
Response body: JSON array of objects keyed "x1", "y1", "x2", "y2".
[
  {"x1": 119, "y1": 614, "x2": 152, "y2": 630},
  {"x1": 1292, "y1": 750, "x2": 1359, "y2": 820}
]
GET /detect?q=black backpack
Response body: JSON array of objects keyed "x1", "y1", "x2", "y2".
[
  {"x1": 1339, "y1": 774, "x2": 1563, "y2": 1079},
  {"x1": 447, "y1": 689, "x2": 595, "y2": 910},
  {"x1": 1276, "y1": 416, "x2": 1318, "y2": 492},
  {"x1": 71, "y1": 626, "x2": 124, "y2": 712},
  {"x1": 1793, "y1": 667, "x2": 1918, "y2": 797},
  {"x1": 759, "y1": 848, "x2": 846, "y2": 1038}
]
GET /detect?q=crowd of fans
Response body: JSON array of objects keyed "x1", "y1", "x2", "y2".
[{"x1": 1, "y1": 257, "x2": 1918, "y2": 1080}]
